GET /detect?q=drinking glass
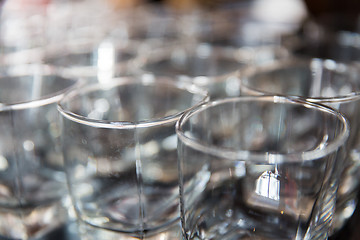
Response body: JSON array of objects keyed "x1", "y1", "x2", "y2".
[
  {"x1": 58, "y1": 76, "x2": 209, "y2": 239},
  {"x1": 137, "y1": 42, "x2": 288, "y2": 99},
  {"x1": 240, "y1": 57, "x2": 360, "y2": 233},
  {"x1": 0, "y1": 1, "x2": 49, "y2": 68},
  {"x1": 178, "y1": 2, "x2": 305, "y2": 49},
  {"x1": 0, "y1": 64, "x2": 79, "y2": 239},
  {"x1": 283, "y1": 21, "x2": 360, "y2": 65},
  {"x1": 109, "y1": 11, "x2": 181, "y2": 48},
  {"x1": 176, "y1": 95, "x2": 349, "y2": 240},
  {"x1": 42, "y1": 39, "x2": 142, "y2": 83},
  {"x1": 0, "y1": 1, "x2": 47, "y2": 54}
]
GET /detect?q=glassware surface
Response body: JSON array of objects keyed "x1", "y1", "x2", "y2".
[
  {"x1": 240, "y1": 58, "x2": 360, "y2": 233},
  {"x1": 176, "y1": 96, "x2": 349, "y2": 240},
  {"x1": 109, "y1": 8, "x2": 182, "y2": 49},
  {"x1": 58, "y1": 76, "x2": 209, "y2": 240},
  {"x1": 0, "y1": 2, "x2": 47, "y2": 54},
  {"x1": 283, "y1": 21, "x2": 360, "y2": 65},
  {"x1": 42, "y1": 39, "x2": 142, "y2": 83},
  {"x1": 137, "y1": 42, "x2": 289, "y2": 100},
  {"x1": 176, "y1": 1, "x2": 306, "y2": 49},
  {"x1": 0, "y1": 64, "x2": 79, "y2": 239}
]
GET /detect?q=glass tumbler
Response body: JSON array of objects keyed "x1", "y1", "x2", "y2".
[
  {"x1": 42, "y1": 39, "x2": 142, "y2": 83},
  {"x1": 137, "y1": 42, "x2": 288, "y2": 99},
  {"x1": 240, "y1": 58, "x2": 360, "y2": 233},
  {"x1": 0, "y1": 64, "x2": 79, "y2": 239},
  {"x1": 192, "y1": 8, "x2": 303, "y2": 49},
  {"x1": 282, "y1": 21, "x2": 360, "y2": 65},
  {"x1": 109, "y1": 7, "x2": 182, "y2": 49},
  {"x1": 176, "y1": 96, "x2": 349, "y2": 240},
  {"x1": 58, "y1": 76, "x2": 209, "y2": 239}
]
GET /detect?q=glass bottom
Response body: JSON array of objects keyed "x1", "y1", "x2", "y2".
[
  {"x1": 0, "y1": 201, "x2": 70, "y2": 240},
  {"x1": 0, "y1": 221, "x2": 79, "y2": 240},
  {"x1": 77, "y1": 219, "x2": 181, "y2": 240}
]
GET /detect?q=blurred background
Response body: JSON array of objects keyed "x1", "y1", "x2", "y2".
[{"x1": 0, "y1": 0, "x2": 359, "y2": 64}]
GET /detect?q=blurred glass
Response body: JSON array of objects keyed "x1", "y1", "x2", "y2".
[
  {"x1": 0, "y1": 0, "x2": 115, "y2": 59},
  {"x1": 283, "y1": 20, "x2": 360, "y2": 65},
  {"x1": 42, "y1": 38, "x2": 143, "y2": 82},
  {"x1": 107, "y1": 4, "x2": 184, "y2": 49},
  {"x1": 0, "y1": 2, "x2": 47, "y2": 54},
  {"x1": 137, "y1": 41, "x2": 289, "y2": 99},
  {"x1": 182, "y1": 0, "x2": 306, "y2": 48}
]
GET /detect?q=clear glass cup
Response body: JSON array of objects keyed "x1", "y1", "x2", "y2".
[
  {"x1": 109, "y1": 10, "x2": 181, "y2": 48},
  {"x1": 0, "y1": 38, "x2": 143, "y2": 82},
  {"x1": 42, "y1": 39, "x2": 142, "y2": 82},
  {"x1": 46, "y1": 0, "x2": 116, "y2": 45},
  {"x1": 240, "y1": 57, "x2": 360, "y2": 233},
  {"x1": 136, "y1": 42, "x2": 289, "y2": 99},
  {"x1": 58, "y1": 76, "x2": 209, "y2": 239},
  {"x1": 283, "y1": 21, "x2": 360, "y2": 65},
  {"x1": 179, "y1": 2, "x2": 306, "y2": 48},
  {"x1": 176, "y1": 95, "x2": 349, "y2": 240},
  {"x1": 0, "y1": 64, "x2": 80, "y2": 239}
]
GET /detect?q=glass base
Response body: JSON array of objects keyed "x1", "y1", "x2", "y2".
[
  {"x1": 0, "y1": 221, "x2": 80, "y2": 240},
  {"x1": 77, "y1": 220, "x2": 181, "y2": 240}
]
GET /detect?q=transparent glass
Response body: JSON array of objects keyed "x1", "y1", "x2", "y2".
[
  {"x1": 137, "y1": 42, "x2": 288, "y2": 100},
  {"x1": 283, "y1": 21, "x2": 360, "y2": 65},
  {"x1": 176, "y1": 96, "x2": 349, "y2": 240},
  {"x1": 58, "y1": 76, "x2": 209, "y2": 240},
  {"x1": 240, "y1": 58, "x2": 360, "y2": 233},
  {"x1": 175, "y1": 1, "x2": 305, "y2": 49},
  {"x1": 192, "y1": 9, "x2": 303, "y2": 48},
  {"x1": 108, "y1": 6, "x2": 182, "y2": 49},
  {"x1": 42, "y1": 39, "x2": 141, "y2": 82},
  {"x1": 0, "y1": 64, "x2": 79, "y2": 239},
  {"x1": 0, "y1": 2, "x2": 48, "y2": 54}
]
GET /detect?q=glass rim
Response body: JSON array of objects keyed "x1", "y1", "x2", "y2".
[
  {"x1": 240, "y1": 57, "x2": 360, "y2": 103},
  {"x1": 176, "y1": 95, "x2": 349, "y2": 163},
  {"x1": 58, "y1": 76, "x2": 209, "y2": 129},
  {"x1": 0, "y1": 64, "x2": 80, "y2": 111}
]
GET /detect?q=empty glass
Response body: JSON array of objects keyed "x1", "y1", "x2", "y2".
[
  {"x1": 58, "y1": 76, "x2": 208, "y2": 239},
  {"x1": 137, "y1": 42, "x2": 288, "y2": 99},
  {"x1": 192, "y1": 8, "x2": 303, "y2": 48},
  {"x1": 176, "y1": 96, "x2": 349, "y2": 240},
  {"x1": 240, "y1": 58, "x2": 360, "y2": 233},
  {"x1": 108, "y1": 7, "x2": 182, "y2": 49},
  {"x1": 0, "y1": 64, "x2": 79, "y2": 239},
  {"x1": 42, "y1": 39, "x2": 142, "y2": 82},
  {"x1": 283, "y1": 21, "x2": 360, "y2": 64}
]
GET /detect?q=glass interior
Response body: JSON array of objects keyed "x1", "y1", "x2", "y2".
[
  {"x1": 242, "y1": 59, "x2": 360, "y2": 99},
  {"x1": 177, "y1": 97, "x2": 348, "y2": 240},
  {"x1": 291, "y1": 31, "x2": 360, "y2": 64},
  {"x1": 179, "y1": 97, "x2": 347, "y2": 157},
  {"x1": 61, "y1": 79, "x2": 207, "y2": 123},
  {"x1": 44, "y1": 42, "x2": 137, "y2": 68},
  {"x1": 0, "y1": 74, "x2": 76, "y2": 105},
  {"x1": 141, "y1": 43, "x2": 246, "y2": 78}
]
